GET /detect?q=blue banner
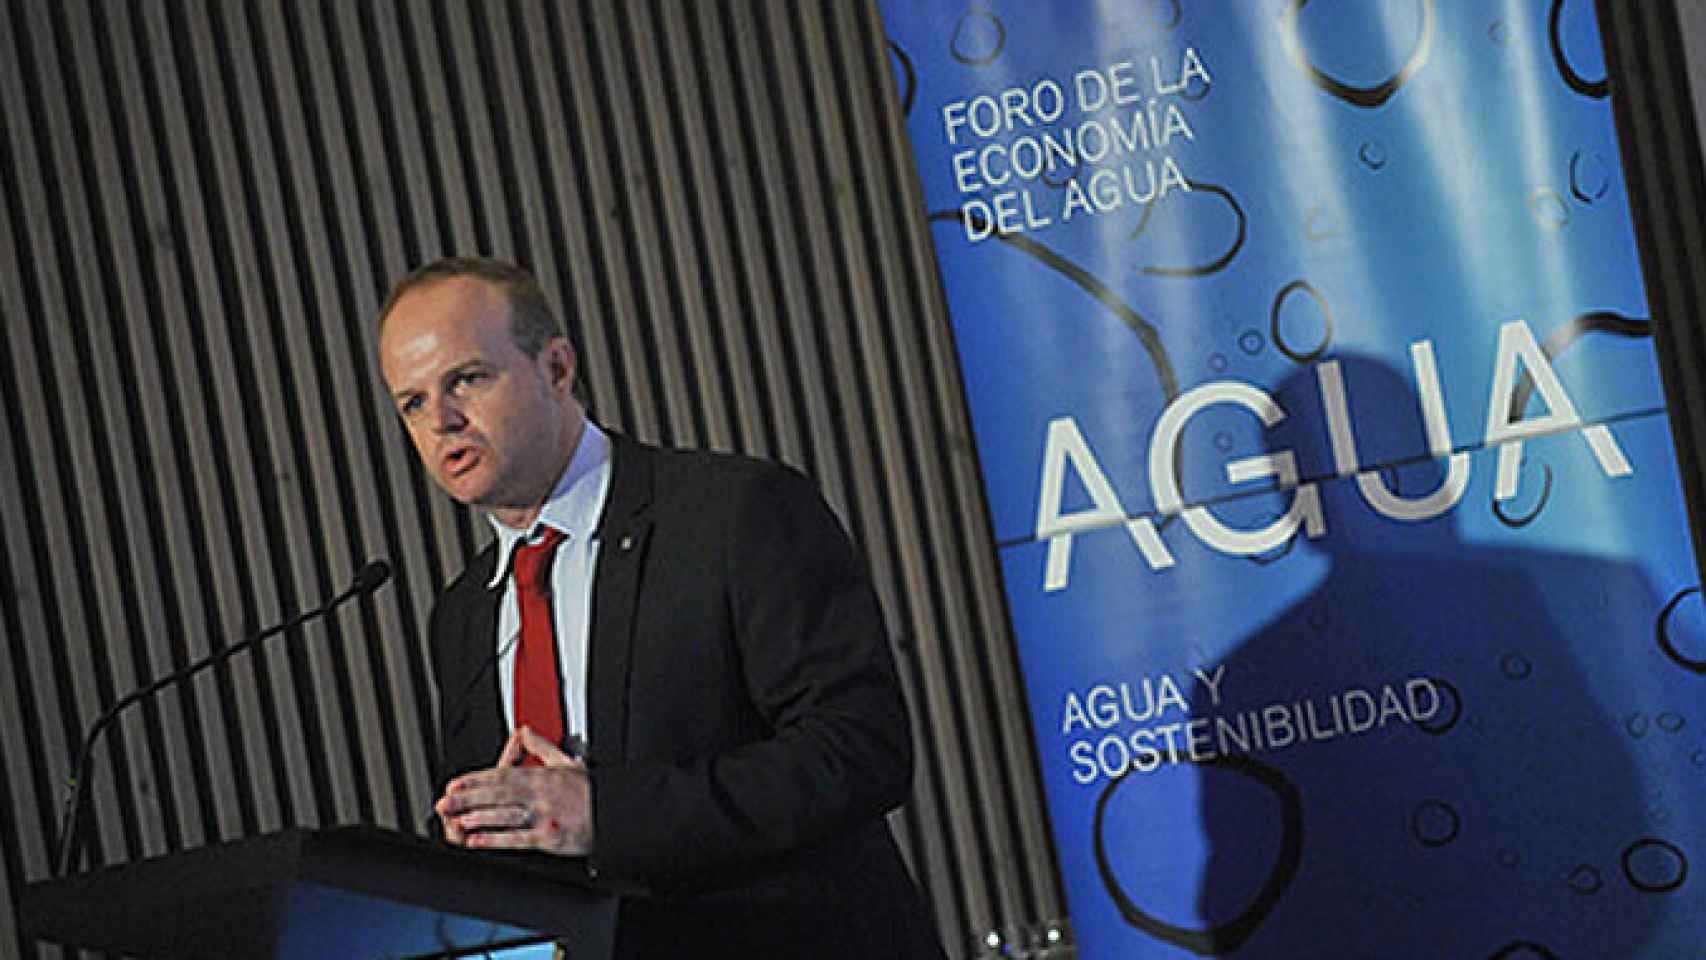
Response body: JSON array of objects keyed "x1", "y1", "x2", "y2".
[{"x1": 880, "y1": 3, "x2": 1704, "y2": 956}]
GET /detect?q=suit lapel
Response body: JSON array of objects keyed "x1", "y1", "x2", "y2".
[
  {"x1": 440, "y1": 546, "x2": 508, "y2": 777},
  {"x1": 465, "y1": 561, "x2": 506, "y2": 752},
  {"x1": 588, "y1": 434, "x2": 655, "y2": 766}
]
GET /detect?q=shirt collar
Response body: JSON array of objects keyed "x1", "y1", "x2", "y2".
[{"x1": 486, "y1": 421, "x2": 612, "y2": 590}]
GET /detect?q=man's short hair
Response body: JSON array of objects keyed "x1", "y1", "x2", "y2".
[{"x1": 377, "y1": 257, "x2": 563, "y2": 358}]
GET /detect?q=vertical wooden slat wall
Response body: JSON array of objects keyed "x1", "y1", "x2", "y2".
[
  {"x1": 0, "y1": 1, "x2": 1066, "y2": 957},
  {"x1": 1603, "y1": 1, "x2": 1706, "y2": 588}
]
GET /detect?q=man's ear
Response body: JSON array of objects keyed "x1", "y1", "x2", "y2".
[{"x1": 543, "y1": 337, "x2": 577, "y2": 399}]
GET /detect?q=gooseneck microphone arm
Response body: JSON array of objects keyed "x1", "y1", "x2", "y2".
[{"x1": 53, "y1": 560, "x2": 393, "y2": 877}]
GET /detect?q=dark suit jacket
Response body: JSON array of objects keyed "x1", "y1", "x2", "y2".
[{"x1": 428, "y1": 432, "x2": 945, "y2": 959}]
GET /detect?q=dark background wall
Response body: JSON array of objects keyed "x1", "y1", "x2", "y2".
[{"x1": 0, "y1": 2, "x2": 1063, "y2": 957}]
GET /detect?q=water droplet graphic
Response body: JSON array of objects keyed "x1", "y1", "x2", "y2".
[
  {"x1": 1567, "y1": 864, "x2": 1602, "y2": 894},
  {"x1": 1500, "y1": 653, "x2": 1533, "y2": 680},
  {"x1": 1412, "y1": 799, "x2": 1461, "y2": 847}
]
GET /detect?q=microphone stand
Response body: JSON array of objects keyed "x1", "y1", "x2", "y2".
[{"x1": 53, "y1": 560, "x2": 392, "y2": 877}]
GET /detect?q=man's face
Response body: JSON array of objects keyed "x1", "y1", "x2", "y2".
[{"x1": 379, "y1": 277, "x2": 578, "y2": 521}]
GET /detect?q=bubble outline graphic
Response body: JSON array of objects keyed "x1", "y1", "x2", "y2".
[
  {"x1": 1626, "y1": 711, "x2": 1649, "y2": 738},
  {"x1": 1358, "y1": 140, "x2": 1388, "y2": 171},
  {"x1": 1656, "y1": 585, "x2": 1706, "y2": 674},
  {"x1": 1567, "y1": 863, "x2": 1604, "y2": 895},
  {"x1": 1568, "y1": 149, "x2": 1610, "y2": 204},
  {"x1": 1041, "y1": 157, "x2": 1080, "y2": 190},
  {"x1": 1548, "y1": 0, "x2": 1609, "y2": 99},
  {"x1": 1621, "y1": 837, "x2": 1688, "y2": 893},
  {"x1": 929, "y1": 209, "x2": 1180, "y2": 401},
  {"x1": 889, "y1": 41, "x2": 917, "y2": 116},
  {"x1": 1492, "y1": 462, "x2": 1553, "y2": 529},
  {"x1": 1417, "y1": 676, "x2": 1461, "y2": 735},
  {"x1": 1270, "y1": 279, "x2": 1334, "y2": 364},
  {"x1": 1125, "y1": 182, "x2": 1250, "y2": 278},
  {"x1": 931, "y1": 206, "x2": 1193, "y2": 542},
  {"x1": 1377, "y1": 463, "x2": 1404, "y2": 497},
  {"x1": 1489, "y1": 941, "x2": 1561, "y2": 960},
  {"x1": 1504, "y1": 311, "x2": 1651, "y2": 424},
  {"x1": 1411, "y1": 798, "x2": 1461, "y2": 847},
  {"x1": 1281, "y1": 0, "x2": 1435, "y2": 109},
  {"x1": 950, "y1": 10, "x2": 1006, "y2": 66},
  {"x1": 1093, "y1": 754, "x2": 1303, "y2": 955},
  {"x1": 1146, "y1": 0, "x2": 1184, "y2": 31}
]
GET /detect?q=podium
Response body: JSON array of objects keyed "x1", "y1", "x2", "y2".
[{"x1": 20, "y1": 826, "x2": 618, "y2": 959}]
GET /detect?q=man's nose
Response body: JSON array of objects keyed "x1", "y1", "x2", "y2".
[{"x1": 432, "y1": 395, "x2": 468, "y2": 433}]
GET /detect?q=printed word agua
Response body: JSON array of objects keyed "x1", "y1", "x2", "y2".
[{"x1": 1036, "y1": 320, "x2": 1633, "y2": 591}]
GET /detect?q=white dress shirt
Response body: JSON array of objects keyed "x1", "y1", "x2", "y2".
[{"x1": 484, "y1": 421, "x2": 612, "y2": 754}]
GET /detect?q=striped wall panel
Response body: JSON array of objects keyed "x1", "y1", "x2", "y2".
[
  {"x1": 0, "y1": 2, "x2": 1064, "y2": 957},
  {"x1": 1602, "y1": 0, "x2": 1706, "y2": 581}
]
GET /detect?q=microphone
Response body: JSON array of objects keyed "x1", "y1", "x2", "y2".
[
  {"x1": 350, "y1": 559, "x2": 392, "y2": 595},
  {"x1": 53, "y1": 559, "x2": 393, "y2": 877}
]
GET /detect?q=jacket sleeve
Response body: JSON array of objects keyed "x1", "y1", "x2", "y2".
[{"x1": 587, "y1": 465, "x2": 915, "y2": 883}]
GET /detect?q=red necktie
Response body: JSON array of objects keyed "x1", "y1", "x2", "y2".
[{"x1": 513, "y1": 527, "x2": 568, "y2": 765}]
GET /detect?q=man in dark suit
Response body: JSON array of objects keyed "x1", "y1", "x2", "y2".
[{"x1": 377, "y1": 257, "x2": 944, "y2": 958}]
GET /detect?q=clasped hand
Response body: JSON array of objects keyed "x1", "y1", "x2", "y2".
[{"x1": 436, "y1": 725, "x2": 594, "y2": 856}]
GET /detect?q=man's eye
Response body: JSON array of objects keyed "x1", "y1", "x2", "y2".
[
  {"x1": 399, "y1": 395, "x2": 423, "y2": 416},
  {"x1": 454, "y1": 371, "x2": 486, "y2": 388}
]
